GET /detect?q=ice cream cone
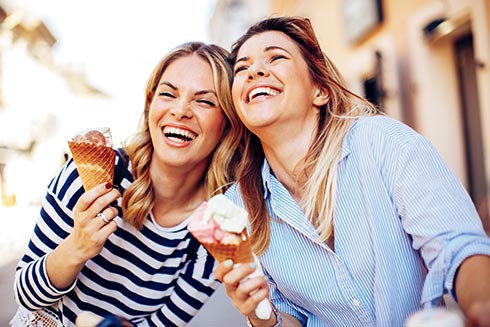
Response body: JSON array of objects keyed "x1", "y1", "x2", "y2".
[
  {"x1": 202, "y1": 232, "x2": 254, "y2": 263},
  {"x1": 67, "y1": 141, "x2": 116, "y2": 191}
]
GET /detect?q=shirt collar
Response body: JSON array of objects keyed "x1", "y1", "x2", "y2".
[
  {"x1": 260, "y1": 117, "x2": 357, "y2": 199},
  {"x1": 261, "y1": 159, "x2": 272, "y2": 199}
]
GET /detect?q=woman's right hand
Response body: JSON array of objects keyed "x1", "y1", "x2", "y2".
[
  {"x1": 69, "y1": 182, "x2": 120, "y2": 262},
  {"x1": 215, "y1": 260, "x2": 272, "y2": 322},
  {"x1": 46, "y1": 182, "x2": 120, "y2": 289}
]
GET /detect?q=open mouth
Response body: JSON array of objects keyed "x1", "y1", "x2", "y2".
[
  {"x1": 247, "y1": 87, "x2": 279, "y2": 103},
  {"x1": 163, "y1": 126, "x2": 197, "y2": 143}
]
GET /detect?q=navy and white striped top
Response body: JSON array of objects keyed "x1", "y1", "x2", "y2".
[
  {"x1": 226, "y1": 116, "x2": 490, "y2": 327},
  {"x1": 14, "y1": 150, "x2": 219, "y2": 327}
]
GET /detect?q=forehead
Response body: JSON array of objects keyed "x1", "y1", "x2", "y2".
[
  {"x1": 160, "y1": 55, "x2": 215, "y2": 87},
  {"x1": 237, "y1": 31, "x2": 301, "y2": 58}
]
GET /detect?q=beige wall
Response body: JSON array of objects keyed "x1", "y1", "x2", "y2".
[{"x1": 264, "y1": 0, "x2": 490, "y2": 228}]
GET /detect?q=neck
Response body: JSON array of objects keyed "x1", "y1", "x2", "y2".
[{"x1": 149, "y1": 162, "x2": 207, "y2": 227}]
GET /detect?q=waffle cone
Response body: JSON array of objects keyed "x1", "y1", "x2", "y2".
[
  {"x1": 202, "y1": 233, "x2": 254, "y2": 263},
  {"x1": 68, "y1": 141, "x2": 116, "y2": 191}
]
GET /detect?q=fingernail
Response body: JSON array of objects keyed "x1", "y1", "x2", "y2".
[
  {"x1": 105, "y1": 182, "x2": 113, "y2": 189},
  {"x1": 224, "y1": 260, "x2": 233, "y2": 267},
  {"x1": 249, "y1": 262, "x2": 257, "y2": 269}
]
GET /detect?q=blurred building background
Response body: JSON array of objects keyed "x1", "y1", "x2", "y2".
[
  {"x1": 1, "y1": 0, "x2": 488, "y2": 231},
  {"x1": 0, "y1": 1, "x2": 128, "y2": 207},
  {"x1": 210, "y1": 0, "x2": 490, "y2": 233},
  {"x1": 0, "y1": 0, "x2": 488, "y2": 325}
]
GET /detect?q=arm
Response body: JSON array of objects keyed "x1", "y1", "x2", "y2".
[
  {"x1": 454, "y1": 255, "x2": 490, "y2": 327},
  {"x1": 387, "y1": 126, "x2": 490, "y2": 322},
  {"x1": 14, "y1": 160, "x2": 119, "y2": 309},
  {"x1": 136, "y1": 245, "x2": 220, "y2": 327},
  {"x1": 46, "y1": 183, "x2": 120, "y2": 289}
]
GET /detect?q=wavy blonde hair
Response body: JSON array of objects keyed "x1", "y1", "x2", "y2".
[
  {"x1": 230, "y1": 17, "x2": 378, "y2": 255},
  {"x1": 121, "y1": 42, "x2": 243, "y2": 229}
]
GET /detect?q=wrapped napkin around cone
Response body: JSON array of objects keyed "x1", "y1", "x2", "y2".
[
  {"x1": 188, "y1": 194, "x2": 272, "y2": 319},
  {"x1": 67, "y1": 127, "x2": 116, "y2": 191}
]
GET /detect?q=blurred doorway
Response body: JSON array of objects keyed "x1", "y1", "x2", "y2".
[{"x1": 454, "y1": 33, "x2": 489, "y2": 232}]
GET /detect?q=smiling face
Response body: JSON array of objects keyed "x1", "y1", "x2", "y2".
[
  {"x1": 148, "y1": 54, "x2": 226, "y2": 171},
  {"x1": 232, "y1": 31, "x2": 324, "y2": 139}
]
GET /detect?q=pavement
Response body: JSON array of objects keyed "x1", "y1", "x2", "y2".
[{"x1": 0, "y1": 204, "x2": 246, "y2": 326}]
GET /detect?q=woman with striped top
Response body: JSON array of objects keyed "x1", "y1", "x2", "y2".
[
  {"x1": 215, "y1": 17, "x2": 490, "y2": 327},
  {"x1": 12, "y1": 42, "x2": 243, "y2": 326}
]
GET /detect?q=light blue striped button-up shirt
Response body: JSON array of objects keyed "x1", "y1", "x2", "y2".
[{"x1": 226, "y1": 116, "x2": 490, "y2": 327}]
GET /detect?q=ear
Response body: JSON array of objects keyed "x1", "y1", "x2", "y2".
[{"x1": 312, "y1": 85, "x2": 329, "y2": 107}]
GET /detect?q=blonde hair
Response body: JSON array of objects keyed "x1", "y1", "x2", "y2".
[
  {"x1": 121, "y1": 42, "x2": 243, "y2": 229},
  {"x1": 230, "y1": 17, "x2": 377, "y2": 254}
]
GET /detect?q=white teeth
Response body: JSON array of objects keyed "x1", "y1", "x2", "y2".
[
  {"x1": 163, "y1": 126, "x2": 197, "y2": 140},
  {"x1": 248, "y1": 87, "x2": 279, "y2": 102}
]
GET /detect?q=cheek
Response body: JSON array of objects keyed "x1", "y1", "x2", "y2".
[
  {"x1": 206, "y1": 113, "x2": 227, "y2": 147},
  {"x1": 231, "y1": 84, "x2": 246, "y2": 121},
  {"x1": 213, "y1": 113, "x2": 227, "y2": 137},
  {"x1": 147, "y1": 100, "x2": 165, "y2": 124},
  {"x1": 231, "y1": 80, "x2": 243, "y2": 105},
  {"x1": 147, "y1": 99, "x2": 157, "y2": 119},
  {"x1": 200, "y1": 109, "x2": 226, "y2": 131}
]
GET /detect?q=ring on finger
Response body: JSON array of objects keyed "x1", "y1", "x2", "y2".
[{"x1": 97, "y1": 212, "x2": 110, "y2": 224}]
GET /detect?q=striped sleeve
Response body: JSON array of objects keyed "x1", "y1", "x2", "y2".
[
  {"x1": 137, "y1": 245, "x2": 219, "y2": 327},
  {"x1": 14, "y1": 159, "x2": 80, "y2": 309},
  {"x1": 392, "y1": 129, "x2": 490, "y2": 305}
]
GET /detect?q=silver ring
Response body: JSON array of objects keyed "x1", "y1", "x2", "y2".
[{"x1": 97, "y1": 212, "x2": 110, "y2": 224}]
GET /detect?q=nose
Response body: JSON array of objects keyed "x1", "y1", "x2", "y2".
[
  {"x1": 170, "y1": 100, "x2": 193, "y2": 119},
  {"x1": 247, "y1": 62, "x2": 268, "y2": 80}
]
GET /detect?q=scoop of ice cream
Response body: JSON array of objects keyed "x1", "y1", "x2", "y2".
[
  {"x1": 220, "y1": 233, "x2": 242, "y2": 245},
  {"x1": 188, "y1": 202, "x2": 221, "y2": 243},
  {"x1": 203, "y1": 194, "x2": 248, "y2": 233},
  {"x1": 188, "y1": 195, "x2": 249, "y2": 245},
  {"x1": 72, "y1": 127, "x2": 113, "y2": 147}
]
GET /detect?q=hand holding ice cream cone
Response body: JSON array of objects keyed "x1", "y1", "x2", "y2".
[{"x1": 188, "y1": 194, "x2": 272, "y2": 320}]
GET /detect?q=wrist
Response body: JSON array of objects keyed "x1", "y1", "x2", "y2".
[{"x1": 246, "y1": 305, "x2": 281, "y2": 327}]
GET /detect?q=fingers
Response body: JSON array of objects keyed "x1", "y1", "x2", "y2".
[
  {"x1": 215, "y1": 260, "x2": 234, "y2": 281},
  {"x1": 74, "y1": 183, "x2": 120, "y2": 228},
  {"x1": 96, "y1": 207, "x2": 118, "y2": 228},
  {"x1": 75, "y1": 182, "x2": 121, "y2": 213},
  {"x1": 221, "y1": 261, "x2": 257, "y2": 285},
  {"x1": 72, "y1": 183, "x2": 120, "y2": 243},
  {"x1": 216, "y1": 261, "x2": 270, "y2": 316}
]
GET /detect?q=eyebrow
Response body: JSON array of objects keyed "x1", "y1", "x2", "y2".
[
  {"x1": 235, "y1": 45, "x2": 292, "y2": 65},
  {"x1": 158, "y1": 81, "x2": 216, "y2": 97},
  {"x1": 159, "y1": 81, "x2": 177, "y2": 90},
  {"x1": 195, "y1": 90, "x2": 217, "y2": 97}
]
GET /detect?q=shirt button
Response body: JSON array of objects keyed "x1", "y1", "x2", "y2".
[{"x1": 352, "y1": 299, "x2": 361, "y2": 307}]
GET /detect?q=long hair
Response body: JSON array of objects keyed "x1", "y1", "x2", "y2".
[
  {"x1": 121, "y1": 42, "x2": 243, "y2": 229},
  {"x1": 230, "y1": 17, "x2": 377, "y2": 254}
]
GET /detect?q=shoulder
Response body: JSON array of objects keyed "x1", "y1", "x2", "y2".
[
  {"x1": 345, "y1": 115, "x2": 427, "y2": 153},
  {"x1": 47, "y1": 157, "x2": 81, "y2": 196},
  {"x1": 350, "y1": 115, "x2": 418, "y2": 141},
  {"x1": 224, "y1": 182, "x2": 246, "y2": 208}
]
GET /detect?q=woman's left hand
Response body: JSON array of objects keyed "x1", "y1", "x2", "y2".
[
  {"x1": 465, "y1": 300, "x2": 490, "y2": 327},
  {"x1": 455, "y1": 255, "x2": 490, "y2": 327}
]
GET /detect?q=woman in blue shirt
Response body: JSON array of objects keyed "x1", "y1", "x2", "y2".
[
  {"x1": 215, "y1": 17, "x2": 490, "y2": 327},
  {"x1": 12, "y1": 42, "x2": 244, "y2": 326}
]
